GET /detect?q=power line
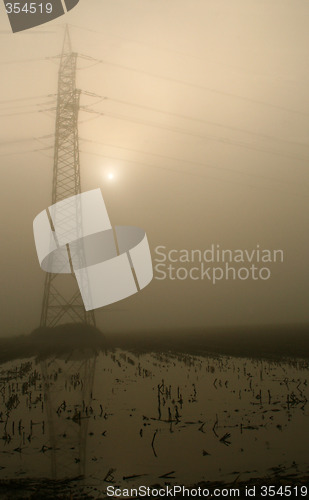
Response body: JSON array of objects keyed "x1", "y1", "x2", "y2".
[
  {"x1": 81, "y1": 90, "x2": 309, "y2": 149},
  {"x1": 0, "y1": 146, "x2": 53, "y2": 157},
  {"x1": 69, "y1": 23, "x2": 305, "y2": 86},
  {"x1": 0, "y1": 134, "x2": 53, "y2": 147},
  {"x1": 0, "y1": 57, "x2": 49, "y2": 66},
  {"x1": 0, "y1": 38, "x2": 307, "y2": 118},
  {"x1": 78, "y1": 53, "x2": 309, "y2": 117},
  {"x1": 0, "y1": 107, "x2": 55, "y2": 118},
  {"x1": 80, "y1": 108, "x2": 309, "y2": 165},
  {"x1": 0, "y1": 94, "x2": 57, "y2": 105},
  {"x1": 80, "y1": 149, "x2": 309, "y2": 200},
  {"x1": 80, "y1": 137, "x2": 309, "y2": 189},
  {"x1": 0, "y1": 99, "x2": 57, "y2": 112}
]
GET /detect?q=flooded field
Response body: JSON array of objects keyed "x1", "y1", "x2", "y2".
[{"x1": 0, "y1": 348, "x2": 308, "y2": 498}]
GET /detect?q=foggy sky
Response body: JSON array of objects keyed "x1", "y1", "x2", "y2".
[{"x1": 0, "y1": 0, "x2": 309, "y2": 336}]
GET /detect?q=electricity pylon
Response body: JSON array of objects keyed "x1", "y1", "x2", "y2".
[
  {"x1": 38, "y1": 28, "x2": 98, "y2": 484},
  {"x1": 40, "y1": 26, "x2": 95, "y2": 328}
]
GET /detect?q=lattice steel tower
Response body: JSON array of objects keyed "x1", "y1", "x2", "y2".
[{"x1": 40, "y1": 26, "x2": 95, "y2": 328}]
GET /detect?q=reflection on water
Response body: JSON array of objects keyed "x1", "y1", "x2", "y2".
[{"x1": 0, "y1": 349, "x2": 308, "y2": 496}]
